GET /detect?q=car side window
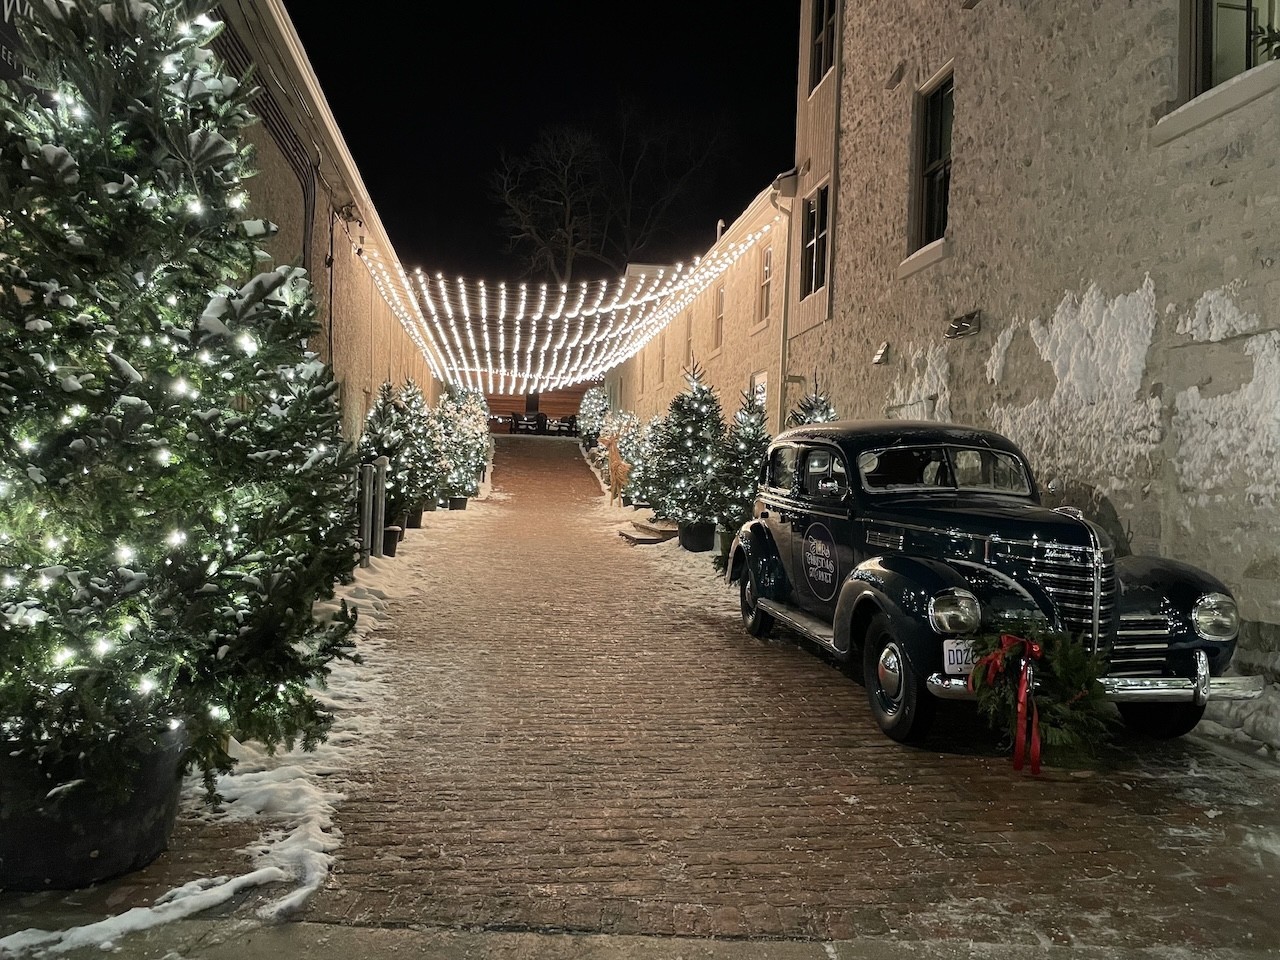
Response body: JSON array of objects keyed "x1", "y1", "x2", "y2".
[
  {"x1": 768, "y1": 446, "x2": 797, "y2": 491},
  {"x1": 802, "y1": 448, "x2": 849, "y2": 498}
]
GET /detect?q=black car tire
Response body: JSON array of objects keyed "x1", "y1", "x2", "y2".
[
  {"x1": 1118, "y1": 702, "x2": 1207, "y2": 739},
  {"x1": 740, "y1": 563, "x2": 774, "y2": 638},
  {"x1": 863, "y1": 613, "x2": 934, "y2": 743}
]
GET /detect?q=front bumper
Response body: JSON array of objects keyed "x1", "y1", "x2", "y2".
[{"x1": 926, "y1": 650, "x2": 1265, "y2": 705}]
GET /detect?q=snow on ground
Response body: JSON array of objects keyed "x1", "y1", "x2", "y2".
[{"x1": 0, "y1": 501, "x2": 485, "y2": 956}]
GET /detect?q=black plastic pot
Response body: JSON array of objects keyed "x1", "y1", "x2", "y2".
[
  {"x1": 406, "y1": 505, "x2": 425, "y2": 528},
  {"x1": 396, "y1": 513, "x2": 410, "y2": 540},
  {"x1": 678, "y1": 521, "x2": 716, "y2": 552},
  {"x1": 423, "y1": 498, "x2": 438, "y2": 512},
  {"x1": 382, "y1": 527, "x2": 401, "y2": 556},
  {"x1": 0, "y1": 728, "x2": 186, "y2": 891},
  {"x1": 448, "y1": 496, "x2": 468, "y2": 511}
]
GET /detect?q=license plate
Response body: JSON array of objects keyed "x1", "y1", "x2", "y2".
[{"x1": 943, "y1": 638, "x2": 978, "y2": 676}]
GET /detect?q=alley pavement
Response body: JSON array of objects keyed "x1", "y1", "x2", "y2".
[{"x1": 4, "y1": 434, "x2": 1280, "y2": 958}]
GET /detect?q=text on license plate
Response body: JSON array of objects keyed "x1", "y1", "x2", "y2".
[{"x1": 943, "y1": 638, "x2": 978, "y2": 676}]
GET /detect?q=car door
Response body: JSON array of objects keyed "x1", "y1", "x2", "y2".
[
  {"x1": 758, "y1": 443, "x2": 799, "y2": 584},
  {"x1": 794, "y1": 445, "x2": 855, "y2": 621}
]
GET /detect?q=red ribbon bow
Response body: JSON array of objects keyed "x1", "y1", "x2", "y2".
[{"x1": 968, "y1": 633, "x2": 1043, "y2": 775}]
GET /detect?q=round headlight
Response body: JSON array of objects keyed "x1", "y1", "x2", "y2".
[
  {"x1": 929, "y1": 589, "x2": 981, "y2": 635},
  {"x1": 1192, "y1": 592, "x2": 1238, "y2": 640}
]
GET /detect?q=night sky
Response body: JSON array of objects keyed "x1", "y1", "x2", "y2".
[{"x1": 279, "y1": 2, "x2": 800, "y2": 281}]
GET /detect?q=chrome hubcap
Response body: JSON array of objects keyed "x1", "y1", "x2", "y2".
[{"x1": 877, "y1": 643, "x2": 904, "y2": 708}]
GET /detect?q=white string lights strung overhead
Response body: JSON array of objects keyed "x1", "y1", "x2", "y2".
[{"x1": 402, "y1": 215, "x2": 778, "y2": 394}]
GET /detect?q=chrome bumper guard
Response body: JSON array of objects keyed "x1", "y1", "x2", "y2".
[{"x1": 927, "y1": 651, "x2": 1265, "y2": 706}]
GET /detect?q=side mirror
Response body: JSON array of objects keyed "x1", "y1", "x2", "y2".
[{"x1": 1045, "y1": 478, "x2": 1061, "y2": 495}]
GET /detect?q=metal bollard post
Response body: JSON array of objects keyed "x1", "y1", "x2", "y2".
[
  {"x1": 358, "y1": 463, "x2": 375, "y2": 567},
  {"x1": 372, "y1": 456, "x2": 389, "y2": 558}
]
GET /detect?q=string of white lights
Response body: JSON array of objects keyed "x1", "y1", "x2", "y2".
[{"x1": 394, "y1": 216, "x2": 778, "y2": 393}]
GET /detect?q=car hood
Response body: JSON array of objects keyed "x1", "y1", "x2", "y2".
[{"x1": 865, "y1": 494, "x2": 1108, "y2": 550}]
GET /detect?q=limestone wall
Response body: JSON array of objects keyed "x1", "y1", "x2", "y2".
[{"x1": 785, "y1": 0, "x2": 1280, "y2": 644}]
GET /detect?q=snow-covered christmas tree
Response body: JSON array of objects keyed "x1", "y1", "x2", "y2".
[
  {"x1": 358, "y1": 382, "x2": 410, "y2": 519},
  {"x1": 715, "y1": 391, "x2": 771, "y2": 535},
  {"x1": 437, "y1": 387, "x2": 490, "y2": 498},
  {"x1": 399, "y1": 379, "x2": 444, "y2": 509},
  {"x1": 577, "y1": 385, "x2": 609, "y2": 447},
  {"x1": 0, "y1": 0, "x2": 358, "y2": 801},
  {"x1": 624, "y1": 415, "x2": 664, "y2": 508},
  {"x1": 651, "y1": 365, "x2": 725, "y2": 524},
  {"x1": 785, "y1": 373, "x2": 839, "y2": 427}
]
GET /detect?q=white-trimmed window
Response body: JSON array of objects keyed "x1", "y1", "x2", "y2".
[
  {"x1": 809, "y1": 0, "x2": 837, "y2": 91},
  {"x1": 758, "y1": 246, "x2": 773, "y2": 324},
  {"x1": 801, "y1": 184, "x2": 830, "y2": 298},
  {"x1": 713, "y1": 286, "x2": 725, "y2": 350},
  {"x1": 750, "y1": 370, "x2": 768, "y2": 409}
]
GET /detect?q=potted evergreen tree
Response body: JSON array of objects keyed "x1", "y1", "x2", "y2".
[
  {"x1": 0, "y1": 0, "x2": 358, "y2": 889},
  {"x1": 652, "y1": 365, "x2": 725, "y2": 552},
  {"x1": 713, "y1": 391, "x2": 771, "y2": 566},
  {"x1": 358, "y1": 383, "x2": 409, "y2": 551}
]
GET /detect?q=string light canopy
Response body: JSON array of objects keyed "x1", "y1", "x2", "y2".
[{"x1": 379, "y1": 218, "x2": 779, "y2": 396}]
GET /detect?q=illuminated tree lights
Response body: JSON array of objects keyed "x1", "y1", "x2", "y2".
[
  {"x1": 649, "y1": 365, "x2": 725, "y2": 525},
  {"x1": 0, "y1": 0, "x2": 358, "y2": 801},
  {"x1": 714, "y1": 391, "x2": 771, "y2": 537}
]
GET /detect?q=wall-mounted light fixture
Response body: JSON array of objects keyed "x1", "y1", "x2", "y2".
[
  {"x1": 872, "y1": 341, "x2": 890, "y2": 364},
  {"x1": 944, "y1": 309, "x2": 981, "y2": 340}
]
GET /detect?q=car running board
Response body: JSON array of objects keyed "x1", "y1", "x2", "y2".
[{"x1": 756, "y1": 599, "x2": 839, "y2": 651}]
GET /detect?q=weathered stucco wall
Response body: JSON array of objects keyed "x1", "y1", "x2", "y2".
[{"x1": 780, "y1": 0, "x2": 1280, "y2": 646}]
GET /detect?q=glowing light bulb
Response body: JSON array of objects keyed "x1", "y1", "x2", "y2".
[
  {"x1": 18, "y1": 438, "x2": 34, "y2": 453},
  {"x1": 167, "y1": 530, "x2": 186, "y2": 546},
  {"x1": 156, "y1": 448, "x2": 172, "y2": 466},
  {"x1": 138, "y1": 676, "x2": 156, "y2": 695},
  {"x1": 54, "y1": 648, "x2": 73, "y2": 666},
  {"x1": 95, "y1": 638, "x2": 113, "y2": 656},
  {"x1": 237, "y1": 334, "x2": 257, "y2": 356},
  {"x1": 187, "y1": 199, "x2": 204, "y2": 215},
  {"x1": 116, "y1": 544, "x2": 135, "y2": 564}
]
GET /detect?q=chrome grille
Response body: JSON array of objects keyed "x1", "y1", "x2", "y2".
[
  {"x1": 992, "y1": 539, "x2": 1116, "y2": 647},
  {"x1": 1110, "y1": 615, "x2": 1173, "y2": 677}
]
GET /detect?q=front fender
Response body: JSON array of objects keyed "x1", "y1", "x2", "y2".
[
  {"x1": 727, "y1": 520, "x2": 790, "y2": 601},
  {"x1": 833, "y1": 555, "x2": 973, "y2": 672}
]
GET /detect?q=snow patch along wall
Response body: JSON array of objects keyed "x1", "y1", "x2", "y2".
[{"x1": 989, "y1": 278, "x2": 1163, "y2": 546}]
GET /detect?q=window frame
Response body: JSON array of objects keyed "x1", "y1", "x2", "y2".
[
  {"x1": 914, "y1": 72, "x2": 954, "y2": 253},
  {"x1": 1190, "y1": 0, "x2": 1278, "y2": 96},
  {"x1": 766, "y1": 445, "x2": 799, "y2": 492},
  {"x1": 758, "y1": 246, "x2": 773, "y2": 324},
  {"x1": 713, "y1": 285, "x2": 725, "y2": 351},
  {"x1": 800, "y1": 183, "x2": 830, "y2": 300},
  {"x1": 809, "y1": 0, "x2": 837, "y2": 92}
]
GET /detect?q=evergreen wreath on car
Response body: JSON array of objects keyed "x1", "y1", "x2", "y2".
[{"x1": 967, "y1": 623, "x2": 1115, "y2": 773}]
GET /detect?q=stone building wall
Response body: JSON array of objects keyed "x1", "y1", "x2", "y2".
[{"x1": 783, "y1": 0, "x2": 1280, "y2": 645}]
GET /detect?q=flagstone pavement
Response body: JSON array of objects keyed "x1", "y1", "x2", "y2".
[{"x1": 5, "y1": 434, "x2": 1280, "y2": 957}]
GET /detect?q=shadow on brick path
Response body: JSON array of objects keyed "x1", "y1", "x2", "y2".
[{"x1": 292, "y1": 435, "x2": 1280, "y2": 951}]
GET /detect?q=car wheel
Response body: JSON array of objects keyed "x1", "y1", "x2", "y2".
[
  {"x1": 1118, "y1": 702, "x2": 1206, "y2": 739},
  {"x1": 862, "y1": 613, "x2": 934, "y2": 743},
  {"x1": 739, "y1": 563, "x2": 774, "y2": 638}
]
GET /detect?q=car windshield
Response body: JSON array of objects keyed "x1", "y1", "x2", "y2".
[{"x1": 857, "y1": 445, "x2": 1032, "y2": 496}]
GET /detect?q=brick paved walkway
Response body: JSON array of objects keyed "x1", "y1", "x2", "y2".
[{"x1": 305, "y1": 435, "x2": 1280, "y2": 950}]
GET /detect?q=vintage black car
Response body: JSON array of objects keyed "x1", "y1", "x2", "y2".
[{"x1": 726, "y1": 421, "x2": 1264, "y2": 743}]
